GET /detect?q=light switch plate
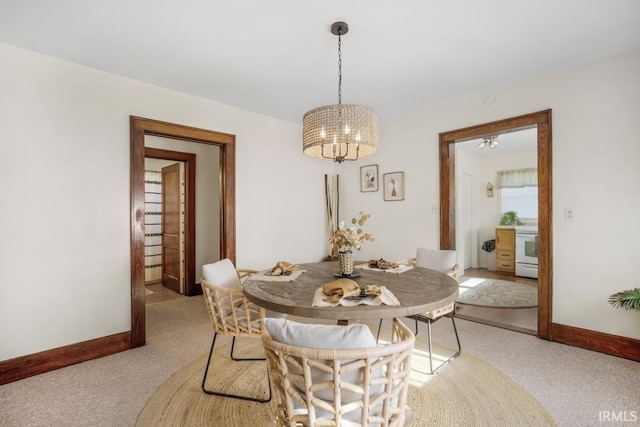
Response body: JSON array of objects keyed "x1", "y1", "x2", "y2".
[{"x1": 564, "y1": 208, "x2": 575, "y2": 221}]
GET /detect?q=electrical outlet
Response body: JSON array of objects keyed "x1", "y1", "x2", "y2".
[{"x1": 564, "y1": 208, "x2": 575, "y2": 221}]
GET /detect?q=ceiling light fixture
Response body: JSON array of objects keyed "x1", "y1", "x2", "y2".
[
  {"x1": 303, "y1": 22, "x2": 378, "y2": 163},
  {"x1": 478, "y1": 136, "x2": 500, "y2": 149}
]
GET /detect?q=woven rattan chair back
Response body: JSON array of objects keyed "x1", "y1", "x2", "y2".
[
  {"x1": 262, "y1": 318, "x2": 415, "y2": 427},
  {"x1": 200, "y1": 259, "x2": 270, "y2": 403},
  {"x1": 201, "y1": 277, "x2": 263, "y2": 338}
]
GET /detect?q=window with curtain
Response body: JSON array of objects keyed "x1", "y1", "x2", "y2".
[
  {"x1": 497, "y1": 168, "x2": 537, "y2": 188},
  {"x1": 497, "y1": 168, "x2": 538, "y2": 219}
]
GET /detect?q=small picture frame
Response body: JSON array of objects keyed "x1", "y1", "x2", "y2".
[
  {"x1": 383, "y1": 172, "x2": 404, "y2": 201},
  {"x1": 360, "y1": 164, "x2": 379, "y2": 192}
]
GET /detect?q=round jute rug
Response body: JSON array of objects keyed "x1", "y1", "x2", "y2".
[
  {"x1": 457, "y1": 276, "x2": 538, "y2": 308},
  {"x1": 136, "y1": 335, "x2": 555, "y2": 426}
]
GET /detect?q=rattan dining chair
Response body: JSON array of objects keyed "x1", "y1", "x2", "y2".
[
  {"x1": 262, "y1": 317, "x2": 415, "y2": 427},
  {"x1": 378, "y1": 248, "x2": 461, "y2": 374},
  {"x1": 200, "y1": 258, "x2": 271, "y2": 402}
]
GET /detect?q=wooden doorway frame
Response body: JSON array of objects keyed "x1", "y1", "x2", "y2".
[
  {"x1": 130, "y1": 116, "x2": 236, "y2": 348},
  {"x1": 439, "y1": 109, "x2": 552, "y2": 339}
]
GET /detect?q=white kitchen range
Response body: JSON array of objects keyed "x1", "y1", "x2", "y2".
[{"x1": 514, "y1": 226, "x2": 538, "y2": 278}]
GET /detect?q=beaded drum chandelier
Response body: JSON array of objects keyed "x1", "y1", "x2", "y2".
[{"x1": 303, "y1": 22, "x2": 378, "y2": 163}]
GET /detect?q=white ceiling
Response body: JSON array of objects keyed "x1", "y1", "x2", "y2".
[{"x1": 1, "y1": 1, "x2": 639, "y2": 125}]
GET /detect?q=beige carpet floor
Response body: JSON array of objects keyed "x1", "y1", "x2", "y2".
[{"x1": 136, "y1": 336, "x2": 555, "y2": 426}]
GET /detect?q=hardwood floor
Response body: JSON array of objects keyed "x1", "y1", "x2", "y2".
[
  {"x1": 456, "y1": 268, "x2": 538, "y2": 335},
  {"x1": 145, "y1": 282, "x2": 183, "y2": 305}
]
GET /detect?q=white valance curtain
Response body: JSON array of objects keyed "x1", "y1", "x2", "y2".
[{"x1": 496, "y1": 168, "x2": 538, "y2": 188}]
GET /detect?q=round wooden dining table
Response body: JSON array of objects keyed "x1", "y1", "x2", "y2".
[{"x1": 242, "y1": 260, "x2": 458, "y2": 322}]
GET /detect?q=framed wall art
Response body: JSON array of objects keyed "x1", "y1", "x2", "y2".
[
  {"x1": 360, "y1": 164, "x2": 378, "y2": 192},
  {"x1": 383, "y1": 171, "x2": 404, "y2": 201}
]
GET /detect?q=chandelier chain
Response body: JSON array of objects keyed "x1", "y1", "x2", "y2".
[{"x1": 337, "y1": 31, "x2": 342, "y2": 105}]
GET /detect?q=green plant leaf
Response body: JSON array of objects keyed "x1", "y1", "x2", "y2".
[
  {"x1": 608, "y1": 288, "x2": 640, "y2": 311},
  {"x1": 500, "y1": 210, "x2": 519, "y2": 226}
]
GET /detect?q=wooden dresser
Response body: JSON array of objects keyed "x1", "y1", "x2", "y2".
[{"x1": 495, "y1": 228, "x2": 515, "y2": 274}]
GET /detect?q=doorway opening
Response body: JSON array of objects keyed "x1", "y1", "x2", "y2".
[
  {"x1": 130, "y1": 116, "x2": 237, "y2": 348},
  {"x1": 144, "y1": 159, "x2": 185, "y2": 302},
  {"x1": 143, "y1": 154, "x2": 194, "y2": 305},
  {"x1": 143, "y1": 140, "x2": 212, "y2": 298},
  {"x1": 439, "y1": 110, "x2": 552, "y2": 340},
  {"x1": 453, "y1": 127, "x2": 539, "y2": 334}
]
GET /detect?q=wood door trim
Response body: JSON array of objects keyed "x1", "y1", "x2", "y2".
[
  {"x1": 439, "y1": 109, "x2": 552, "y2": 340},
  {"x1": 131, "y1": 116, "x2": 236, "y2": 348},
  {"x1": 145, "y1": 147, "x2": 197, "y2": 296}
]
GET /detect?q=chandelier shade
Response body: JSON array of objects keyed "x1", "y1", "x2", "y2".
[
  {"x1": 302, "y1": 21, "x2": 378, "y2": 163},
  {"x1": 303, "y1": 103, "x2": 378, "y2": 162}
]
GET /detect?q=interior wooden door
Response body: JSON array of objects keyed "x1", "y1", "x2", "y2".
[{"x1": 161, "y1": 162, "x2": 182, "y2": 294}]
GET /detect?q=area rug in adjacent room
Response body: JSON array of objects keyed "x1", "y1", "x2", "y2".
[
  {"x1": 136, "y1": 336, "x2": 555, "y2": 426},
  {"x1": 457, "y1": 276, "x2": 538, "y2": 308}
]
